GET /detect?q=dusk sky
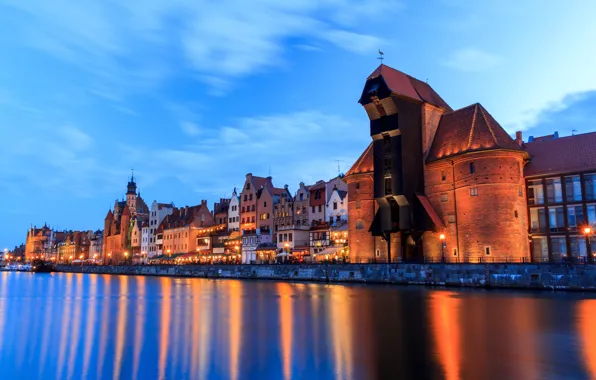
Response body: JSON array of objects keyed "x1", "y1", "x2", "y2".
[{"x1": 1, "y1": 0, "x2": 596, "y2": 249}]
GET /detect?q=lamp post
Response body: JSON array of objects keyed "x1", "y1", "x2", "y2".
[
  {"x1": 584, "y1": 226, "x2": 593, "y2": 264},
  {"x1": 124, "y1": 251, "x2": 129, "y2": 265},
  {"x1": 439, "y1": 233, "x2": 446, "y2": 263}
]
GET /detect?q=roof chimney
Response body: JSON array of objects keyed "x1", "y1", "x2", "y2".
[{"x1": 515, "y1": 131, "x2": 523, "y2": 147}]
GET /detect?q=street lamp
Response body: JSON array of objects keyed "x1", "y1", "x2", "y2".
[
  {"x1": 584, "y1": 227, "x2": 593, "y2": 262},
  {"x1": 439, "y1": 233, "x2": 446, "y2": 263},
  {"x1": 124, "y1": 251, "x2": 129, "y2": 265}
]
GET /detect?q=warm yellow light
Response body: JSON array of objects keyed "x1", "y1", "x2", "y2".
[
  {"x1": 584, "y1": 227, "x2": 593, "y2": 235},
  {"x1": 124, "y1": 252, "x2": 129, "y2": 257},
  {"x1": 79, "y1": 254, "x2": 83, "y2": 259},
  {"x1": 108, "y1": 253, "x2": 112, "y2": 257},
  {"x1": 284, "y1": 243, "x2": 289, "y2": 248},
  {"x1": 69, "y1": 255, "x2": 73, "y2": 259},
  {"x1": 439, "y1": 234, "x2": 446, "y2": 240}
]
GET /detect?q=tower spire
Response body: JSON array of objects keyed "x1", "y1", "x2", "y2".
[{"x1": 131, "y1": 168, "x2": 135, "y2": 182}]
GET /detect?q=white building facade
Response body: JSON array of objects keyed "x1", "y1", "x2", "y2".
[
  {"x1": 148, "y1": 201, "x2": 174, "y2": 258},
  {"x1": 228, "y1": 188, "x2": 240, "y2": 232}
]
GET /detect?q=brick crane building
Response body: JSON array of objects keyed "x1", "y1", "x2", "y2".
[{"x1": 347, "y1": 64, "x2": 531, "y2": 263}]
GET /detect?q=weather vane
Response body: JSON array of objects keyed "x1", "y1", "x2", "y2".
[{"x1": 378, "y1": 49, "x2": 384, "y2": 64}]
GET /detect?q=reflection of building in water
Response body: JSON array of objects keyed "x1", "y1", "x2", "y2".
[
  {"x1": 278, "y1": 283, "x2": 294, "y2": 379},
  {"x1": 158, "y1": 277, "x2": 172, "y2": 380},
  {"x1": 229, "y1": 281, "x2": 243, "y2": 380},
  {"x1": 132, "y1": 276, "x2": 146, "y2": 378},
  {"x1": 578, "y1": 300, "x2": 596, "y2": 379},
  {"x1": 328, "y1": 286, "x2": 354, "y2": 379},
  {"x1": 82, "y1": 275, "x2": 98, "y2": 379},
  {"x1": 113, "y1": 276, "x2": 129, "y2": 379},
  {"x1": 429, "y1": 291, "x2": 461, "y2": 380}
]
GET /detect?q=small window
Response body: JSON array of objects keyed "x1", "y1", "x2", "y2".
[
  {"x1": 384, "y1": 176, "x2": 392, "y2": 195},
  {"x1": 518, "y1": 185, "x2": 523, "y2": 197},
  {"x1": 441, "y1": 170, "x2": 446, "y2": 181},
  {"x1": 333, "y1": 202, "x2": 338, "y2": 210},
  {"x1": 485, "y1": 246, "x2": 491, "y2": 256},
  {"x1": 356, "y1": 220, "x2": 364, "y2": 230},
  {"x1": 447, "y1": 215, "x2": 456, "y2": 224},
  {"x1": 355, "y1": 182, "x2": 360, "y2": 190},
  {"x1": 318, "y1": 205, "x2": 322, "y2": 212},
  {"x1": 264, "y1": 201, "x2": 267, "y2": 207},
  {"x1": 452, "y1": 248, "x2": 458, "y2": 257},
  {"x1": 470, "y1": 162, "x2": 476, "y2": 174},
  {"x1": 514, "y1": 210, "x2": 519, "y2": 218},
  {"x1": 441, "y1": 194, "x2": 448, "y2": 202},
  {"x1": 470, "y1": 187, "x2": 478, "y2": 196},
  {"x1": 375, "y1": 249, "x2": 380, "y2": 257}
]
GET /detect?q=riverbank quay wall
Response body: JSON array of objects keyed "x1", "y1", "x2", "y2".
[{"x1": 54, "y1": 264, "x2": 596, "y2": 291}]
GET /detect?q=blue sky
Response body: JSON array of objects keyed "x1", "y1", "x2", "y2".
[{"x1": 1, "y1": 0, "x2": 596, "y2": 249}]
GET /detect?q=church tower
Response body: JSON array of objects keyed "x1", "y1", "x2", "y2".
[{"x1": 126, "y1": 171, "x2": 137, "y2": 211}]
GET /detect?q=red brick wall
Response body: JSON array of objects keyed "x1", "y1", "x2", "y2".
[
  {"x1": 424, "y1": 151, "x2": 530, "y2": 262},
  {"x1": 346, "y1": 173, "x2": 375, "y2": 262}
]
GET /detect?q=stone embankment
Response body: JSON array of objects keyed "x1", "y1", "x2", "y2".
[{"x1": 54, "y1": 263, "x2": 596, "y2": 291}]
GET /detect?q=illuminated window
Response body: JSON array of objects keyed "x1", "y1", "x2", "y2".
[
  {"x1": 470, "y1": 187, "x2": 478, "y2": 196},
  {"x1": 441, "y1": 194, "x2": 448, "y2": 202}
]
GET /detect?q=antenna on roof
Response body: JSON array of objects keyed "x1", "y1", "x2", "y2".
[
  {"x1": 268, "y1": 166, "x2": 272, "y2": 176},
  {"x1": 572, "y1": 129, "x2": 577, "y2": 136}
]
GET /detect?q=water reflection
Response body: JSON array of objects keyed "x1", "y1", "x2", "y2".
[
  {"x1": 132, "y1": 276, "x2": 145, "y2": 378},
  {"x1": 578, "y1": 300, "x2": 596, "y2": 379},
  {"x1": 430, "y1": 291, "x2": 461, "y2": 380},
  {"x1": 158, "y1": 277, "x2": 171, "y2": 380},
  {"x1": 82, "y1": 274, "x2": 97, "y2": 379},
  {"x1": 1, "y1": 274, "x2": 596, "y2": 379}
]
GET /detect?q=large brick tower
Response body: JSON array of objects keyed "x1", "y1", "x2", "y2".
[{"x1": 424, "y1": 103, "x2": 530, "y2": 261}]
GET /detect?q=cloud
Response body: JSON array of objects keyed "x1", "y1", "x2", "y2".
[
  {"x1": 444, "y1": 48, "x2": 501, "y2": 72},
  {"x1": 523, "y1": 90, "x2": 596, "y2": 137},
  {"x1": 3, "y1": 0, "x2": 392, "y2": 94},
  {"x1": 110, "y1": 109, "x2": 367, "y2": 197},
  {"x1": 180, "y1": 121, "x2": 200, "y2": 136}
]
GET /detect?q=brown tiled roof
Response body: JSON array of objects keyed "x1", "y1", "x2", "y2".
[
  {"x1": 309, "y1": 181, "x2": 326, "y2": 191},
  {"x1": 346, "y1": 142, "x2": 373, "y2": 176},
  {"x1": 427, "y1": 103, "x2": 524, "y2": 162},
  {"x1": 271, "y1": 187, "x2": 287, "y2": 196},
  {"x1": 366, "y1": 64, "x2": 452, "y2": 111},
  {"x1": 524, "y1": 131, "x2": 596, "y2": 177},
  {"x1": 122, "y1": 206, "x2": 130, "y2": 216},
  {"x1": 105, "y1": 210, "x2": 114, "y2": 220},
  {"x1": 252, "y1": 175, "x2": 271, "y2": 189}
]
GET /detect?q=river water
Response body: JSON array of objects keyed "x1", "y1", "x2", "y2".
[{"x1": 0, "y1": 272, "x2": 595, "y2": 379}]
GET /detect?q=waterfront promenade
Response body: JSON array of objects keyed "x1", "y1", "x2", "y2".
[{"x1": 56, "y1": 263, "x2": 596, "y2": 291}]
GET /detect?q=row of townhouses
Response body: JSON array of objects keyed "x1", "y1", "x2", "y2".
[{"x1": 22, "y1": 64, "x2": 596, "y2": 264}]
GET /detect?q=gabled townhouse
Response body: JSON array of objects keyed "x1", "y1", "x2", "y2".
[
  {"x1": 213, "y1": 198, "x2": 230, "y2": 226},
  {"x1": 160, "y1": 201, "x2": 215, "y2": 257},
  {"x1": 309, "y1": 180, "x2": 326, "y2": 225},
  {"x1": 240, "y1": 173, "x2": 272, "y2": 233},
  {"x1": 228, "y1": 188, "x2": 240, "y2": 232}
]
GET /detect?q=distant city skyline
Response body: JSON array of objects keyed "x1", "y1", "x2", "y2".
[{"x1": 2, "y1": 0, "x2": 596, "y2": 248}]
